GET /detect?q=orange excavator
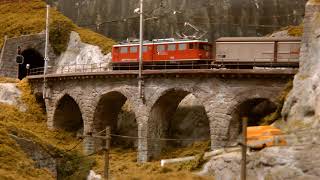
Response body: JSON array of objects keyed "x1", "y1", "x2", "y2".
[{"x1": 247, "y1": 126, "x2": 287, "y2": 149}]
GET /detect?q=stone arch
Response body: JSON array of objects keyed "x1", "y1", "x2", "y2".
[
  {"x1": 18, "y1": 48, "x2": 44, "y2": 79},
  {"x1": 148, "y1": 88, "x2": 210, "y2": 159},
  {"x1": 93, "y1": 91, "x2": 138, "y2": 148},
  {"x1": 227, "y1": 90, "x2": 279, "y2": 143},
  {"x1": 53, "y1": 94, "x2": 84, "y2": 132}
]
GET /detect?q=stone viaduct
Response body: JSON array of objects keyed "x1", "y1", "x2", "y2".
[{"x1": 28, "y1": 69, "x2": 295, "y2": 162}]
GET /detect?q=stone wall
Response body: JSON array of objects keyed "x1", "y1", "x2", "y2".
[
  {"x1": 47, "y1": 0, "x2": 307, "y2": 41},
  {"x1": 30, "y1": 76, "x2": 288, "y2": 162},
  {"x1": 0, "y1": 33, "x2": 56, "y2": 78}
]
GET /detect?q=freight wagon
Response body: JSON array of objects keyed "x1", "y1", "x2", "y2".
[{"x1": 214, "y1": 37, "x2": 301, "y2": 68}]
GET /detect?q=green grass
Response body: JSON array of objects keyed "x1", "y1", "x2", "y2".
[{"x1": 0, "y1": 0, "x2": 115, "y2": 55}]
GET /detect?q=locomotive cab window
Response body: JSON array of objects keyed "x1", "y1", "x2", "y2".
[
  {"x1": 130, "y1": 46, "x2": 138, "y2": 53},
  {"x1": 143, "y1": 46, "x2": 148, "y2": 52},
  {"x1": 199, "y1": 44, "x2": 209, "y2": 51},
  {"x1": 189, "y1": 43, "x2": 194, "y2": 49},
  {"x1": 120, "y1": 47, "x2": 128, "y2": 53},
  {"x1": 157, "y1": 45, "x2": 166, "y2": 52},
  {"x1": 113, "y1": 47, "x2": 119, "y2": 53},
  {"x1": 168, "y1": 44, "x2": 176, "y2": 51},
  {"x1": 178, "y1": 43, "x2": 187, "y2": 50}
]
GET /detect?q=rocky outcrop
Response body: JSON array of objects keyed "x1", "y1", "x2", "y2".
[
  {"x1": 47, "y1": 0, "x2": 307, "y2": 41},
  {"x1": 282, "y1": 1, "x2": 320, "y2": 129},
  {"x1": 0, "y1": 83, "x2": 26, "y2": 111},
  {"x1": 0, "y1": 83, "x2": 21, "y2": 106},
  {"x1": 200, "y1": 144, "x2": 320, "y2": 180},
  {"x1": 200, "y1": 125, "x2": 320, "y2": 180},
  {"x1": 54, "y1": 31, "x2": 111, "y2": 74}
]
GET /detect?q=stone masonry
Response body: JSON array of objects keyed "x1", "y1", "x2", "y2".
[
  {"x1": 0, "y1": 33, "x2": 56, "y2": 78},
  {"x1": 30, "y1": 75, "x2": 289, "y2": 162}
]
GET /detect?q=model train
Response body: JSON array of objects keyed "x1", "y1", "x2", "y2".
[{"x1": 111, "y1": 37, "x2": 301, "y2": 70}]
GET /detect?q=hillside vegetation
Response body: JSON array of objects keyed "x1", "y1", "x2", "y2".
[
  {"x1": 0, "y1": 79, "x2": 95, "y2": 179},
  {"x1": 0, "y1": 0, "x2": 115, "y2": 55}
]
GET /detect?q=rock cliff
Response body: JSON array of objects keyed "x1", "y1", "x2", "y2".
[
  {"x1": 47, "y1": 0, "x2": 307, "y2": 41},
  {"x1": 282, "y1": 1, "x2": 320, "y2": 129}
]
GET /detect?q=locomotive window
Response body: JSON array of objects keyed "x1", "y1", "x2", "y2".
[
  {"x1": 199, "y1": 44, "x2": 204, "y2": 50},
  {"x1": 143, "y1": 46, "x2": 148, "y2": 52},
  {"x1": 130, "y1": 46, "x2": 138, "y2": 53},
  {"x1": 178, "y1": 43, "x2": 187, "y2": 50},
  {"x1": 199, "y1": 44, "x2": 209, "y2": 51},
  {"x1": 114, "y1": 47, "x2": 119, "y2": 53},
  {"x1": 189, "y1": 43, "x2": 194, "y2": 49},
  {"x1": 157, "y1": 45, "x2": 165, "y2": 52},
  {"x1": 168, "y1": 44, "x2": 176, "y2": 51},
  {"x1": 120, "y1": 47, "x2": 128, "y2": 53}
]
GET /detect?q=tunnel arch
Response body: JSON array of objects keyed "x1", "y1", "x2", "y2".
[
  {"x1": 228, "y1": 98, "x2": 278, "y2": 143},
  {"x1": 93, "y1": 91, "x2": 138, "y2": 148},
  {"x1": 148, "y1": 88, "x2": 210, "y2": 158},
  {"x1": 18, "y1": 48, "x2": 44, "y2": 80},
  {"x1": 53, "y1": 94, "x2": 84, "y2": 133}
]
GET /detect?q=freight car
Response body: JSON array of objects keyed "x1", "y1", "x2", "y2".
[
  {"x1": 111, "y1": 37, "x2": 301, "y2": 70},
  {"x1": 214, "y1": 37, "x2": 301, "y2": 68}
]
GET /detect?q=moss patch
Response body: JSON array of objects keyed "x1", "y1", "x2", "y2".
[
  {"x1": 0, "y1": 0, "x2": 115, "y2": 55},
  {"x1": 0, "y1": 77, "x2": 19, "y2": 83},
  {"x1": 76, "y1": 27, "x2": 115, "y2": 54},
  {"x1": 286, "y1": 25, "x2": 304, "y2": 37}
]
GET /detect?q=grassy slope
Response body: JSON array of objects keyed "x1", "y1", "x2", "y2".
[
  {"x1": 0, "y1": 0, "x2": 115, "y2": 55},
  {"x1": 0, "y1": 79, "x2": 95, "y2": 179}
]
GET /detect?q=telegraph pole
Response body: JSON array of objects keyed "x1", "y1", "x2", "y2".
[
  {"x1": 138, "y1": 0, "x2": 144, "y2": 100},
  {"x1": 104, "y1": 127, "x2": 111, "y2": 180},
  {"x1": 43, "y1": 4, "x2": 50, "y2": 99},
  {"x1": 241, "y1": 117, "x2": 248, "y2": 180}
]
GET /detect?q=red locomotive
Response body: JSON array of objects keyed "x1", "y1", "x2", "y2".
[
  {"x1": 111, "y1": 37, "x2": 301, "y2": 69},
  {"x1": 112, "y1": 38, "x2": 213, "y2": 69}
]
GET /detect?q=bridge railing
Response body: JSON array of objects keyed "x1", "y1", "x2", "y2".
[{"x1": 26, "y1": 58, "x2": 299, "y2": 76}]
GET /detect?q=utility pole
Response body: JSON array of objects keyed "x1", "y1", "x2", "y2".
[
  {"x1": 43, "y1": 4, "x2": 50, "y2": 99},
  {"x1": 138, "y1": 0, "x2": 144, "y2": 100},
  {"x1": 104, "y1": 127, "x2": 111, "y2": 180},
  {"x1": 241, "y1": 117, "x2": 248, "y2": 180}
]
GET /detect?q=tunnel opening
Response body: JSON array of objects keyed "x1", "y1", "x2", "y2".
[
  {"x1": 18, "y1": 48, "x2": 44, "y2": 80},
  {"x1": 228, "y1": 98, "x2": 277, "y2": 143},
  {"x1": 149, "y1": 90, "x2": 210, "y2": 159},
  {"x1": 53, "y1": 95, "x2": 83, "y2": 133},
  {"x1": 35, "y1": 92, "x2": 46, "y2": 114},
  {"x1": 93, "y1": 92, "x2": 138, "y2": 149}
]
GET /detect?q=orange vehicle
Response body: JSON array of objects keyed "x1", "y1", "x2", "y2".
[{"x1": 247, "y1": 126, "x2": 287, "y2": 149}]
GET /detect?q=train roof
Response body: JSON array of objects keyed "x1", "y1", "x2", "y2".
[
  {"x1": 216, "y1": 37, "x2": 301, "y2": 42},
  {"x1": 113, "y1": 39, "x2": 210, "y2": 47}
]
